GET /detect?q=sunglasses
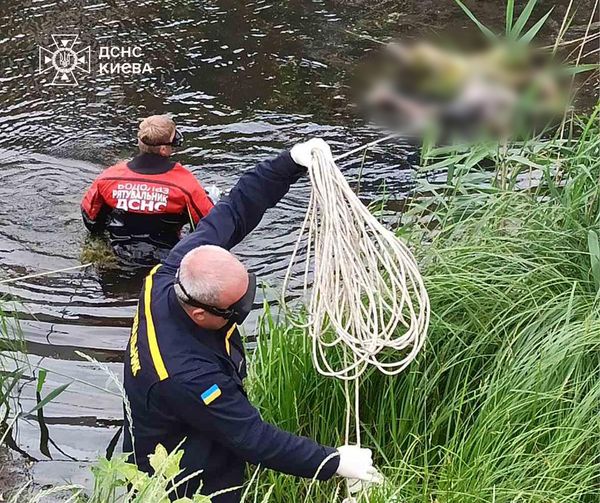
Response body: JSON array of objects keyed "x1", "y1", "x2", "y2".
[
  {"x1": 175, "y1": 271, "x2": 257, "y2": 324},
  {"x1": 141, "y1": 129, "x2": 184, "y2": 147}
]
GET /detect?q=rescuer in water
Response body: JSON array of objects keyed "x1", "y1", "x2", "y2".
[
  {"x1": 81, "y1": 115, "x2": 214, "y2": 267},
  {"x1": 123, "y1": 139, "x2": 381, "y2": 502}
]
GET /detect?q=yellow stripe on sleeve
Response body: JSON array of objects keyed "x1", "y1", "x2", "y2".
[
  {"x1": 130, "y1": 305, "x2": 141, "y2": 376},
  {"x1": 144, "y1": 264, "x2": 169, "y2": 380},
  {"x1": 225, "y1": 323, "x2": 237, "y2": 355}
]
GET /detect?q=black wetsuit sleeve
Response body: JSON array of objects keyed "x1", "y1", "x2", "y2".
[
  {"x1": 151, "y1": 370, "x2": 339, "y2": 480},
  {"x1": 81, "y1": 206, "x2": 109, "y2": 234},
  {"x1": 162, "y1": 151, "x2": 304, "y2": 272}
]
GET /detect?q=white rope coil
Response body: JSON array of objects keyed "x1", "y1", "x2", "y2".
[{"x1": 284, "y1": 146, "x2": 430, "y2": 384}]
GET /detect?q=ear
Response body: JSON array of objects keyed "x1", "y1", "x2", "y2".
[
  {"x1": 190, "y1": 307, "x2": 206, "y2": 324},
  {"x1": 159, "y1": 145, "x2": 172, "y2": 157}
]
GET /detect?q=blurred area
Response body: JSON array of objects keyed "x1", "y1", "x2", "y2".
[
  {"x1": 362, "y1": 41, "x2": 569, "y2": 140},
  {"x1": 354, "y1": 1, "x2": 598, "y2": 142}
]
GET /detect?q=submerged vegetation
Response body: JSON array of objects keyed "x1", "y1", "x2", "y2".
[{"x1": 80, "y1": 236, "x2": 119, "y2": 268}]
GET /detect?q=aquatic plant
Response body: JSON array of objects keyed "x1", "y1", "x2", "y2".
[
  {"x1": 80, "y1": 236, "x2": 119, "y2": 268},
  {"x1": 0, "y1": 304, "x2": 74, "y2": 500},
  {"x1": 0, "y1": 301, "x2": 25, "y2": 463}
]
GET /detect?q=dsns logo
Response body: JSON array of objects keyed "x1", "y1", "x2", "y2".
[{"x1": 38, "y1": 34, "x2": 91, "y2": 86}]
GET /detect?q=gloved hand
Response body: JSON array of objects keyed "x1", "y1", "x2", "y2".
[
  {"x1": 335, "y1": 445, "x2": 383, "y2": 486},
  {"x1": 290, "y1": 138, "x2": 333, "y2": 168}
]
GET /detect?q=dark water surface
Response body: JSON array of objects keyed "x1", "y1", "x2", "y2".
[
  {"x1": 0, "y1": 0, "x2": 417, "y2": 488},
  {"x1": 0, "y1": 0, "x2": 594, "y2": 491}
]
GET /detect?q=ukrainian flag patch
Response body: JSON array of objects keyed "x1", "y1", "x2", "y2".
[{"x1": 201, "y1": 384, "x2": 222, "y2": 405}]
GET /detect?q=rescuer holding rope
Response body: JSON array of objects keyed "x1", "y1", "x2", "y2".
[
  {"x1": 81, "y1": 115, "x2": 214, "y2": 267},
  {"x1": 123, "y1": 139, "x2": 380, "y2": 502}
]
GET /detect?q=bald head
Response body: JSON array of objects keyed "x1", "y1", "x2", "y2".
[{"x1": 175, "y1": 245, "x2": 249, "y2": 323}]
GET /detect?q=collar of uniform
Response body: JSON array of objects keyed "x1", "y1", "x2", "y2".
[{"x1": 127, "y1": 153, "x2": 176, "y2": 175}]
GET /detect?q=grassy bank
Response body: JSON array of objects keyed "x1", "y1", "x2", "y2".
[
  {"x1": 0, "y1": 302, "x2": 30, "y2": 499},
  {"x1": 246, "y1": 110, "x2": 600, "y2": 502}
]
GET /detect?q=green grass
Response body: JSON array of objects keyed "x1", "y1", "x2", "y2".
[
  {"x1": 244, "y1": 108, "x2": 600, "y2": 502},
  {"x1": 0, "y1": 301, "x2": 25, "y2": 444},
  {"x1": 0, "y1": 301, "x2": 28, "y2": 497}
]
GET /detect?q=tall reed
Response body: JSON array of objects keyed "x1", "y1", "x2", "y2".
[
  {"x1": 247, "y1": 109, "x2": 600, "y2": 502},
  {"x1": 0, "y1": 301, "x2": 25, "y2": 445}
]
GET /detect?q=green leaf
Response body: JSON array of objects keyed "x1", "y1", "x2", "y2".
[
  {"x1": 454, "y1": 0, "x2": 497, "y2": 40},
  {"x1": 588, "y1": 230, "x2": 600, "y2": 291},
  {"x1": 520, "y1": 8, "x2": 553, "y2": 44},
  {"x1": 118, "y1": 462, "x2": 143, "y2": 482},
  {"x1": 164, "y1": 449, "x2": 184, "y2": 480},
  {"x1": 504, "y1": 154, "x2": 544, "y2": 170},
  {"x1": 149, "y1": 443, "x2": 169, "y2": 473},
  {"x1": 561, "y1": 64, "x2": 599, "y2": 76},
  {"x1": 511, "y1": 0, "x2": 538, "y2": 39},
  {"x1": 419, "y1": 152, "x2": 470, "y2": 171},
  {"x1": 36, "y1": 368, "x2": 47, "y2": 394},
  {"x1": 0, "y1": 372, "x2": 21, "y2": 406},
  {"x1": 506, "y1": 0, "x2": 515, "y2": 36},
  {"x1": 26, "y1": 382, "x2": 70, "y2": 416},
  {"x1": 148, "y1": 443, "x2": 183, "y2": 480}
]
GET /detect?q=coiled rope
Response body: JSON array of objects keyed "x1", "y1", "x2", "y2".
[{"x1": 283, "y1": 137, "x2": 430, "y2": 450}]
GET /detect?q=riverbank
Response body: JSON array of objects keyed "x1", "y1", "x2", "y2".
[
  {"x1": 243, "y1": 108, "x2": 600, "y2": 502},
  {"x1": 334, "y1": 0, "x2": 595, "y2": 40}
]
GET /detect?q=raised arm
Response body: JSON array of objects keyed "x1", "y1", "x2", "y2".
[{"x1": 163, "y1": 150, "x2": 305, "y2": 271}]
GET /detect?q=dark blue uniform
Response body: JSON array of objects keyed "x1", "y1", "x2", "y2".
[{"x1": 123, "y1": 151, "x2": 339, "y2": 502}]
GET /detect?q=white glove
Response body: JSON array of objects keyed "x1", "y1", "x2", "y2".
[
  {"x1": 335, "y1": 445, "x2": 383, "y2": 486},
  {"x1": 290, "y1": 138, "x2": 333, "y2": 168},
  {"x1": 205, "y1": 185, "x2": 222, "y2": 204}
]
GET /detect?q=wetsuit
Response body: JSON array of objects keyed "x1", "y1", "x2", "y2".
[
  {"x1": 122, "y1": 150, "x2": 339, "y2": 502},
  {"x1": 81, "y1": 153, "x2": 214, "y2": 266}
]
